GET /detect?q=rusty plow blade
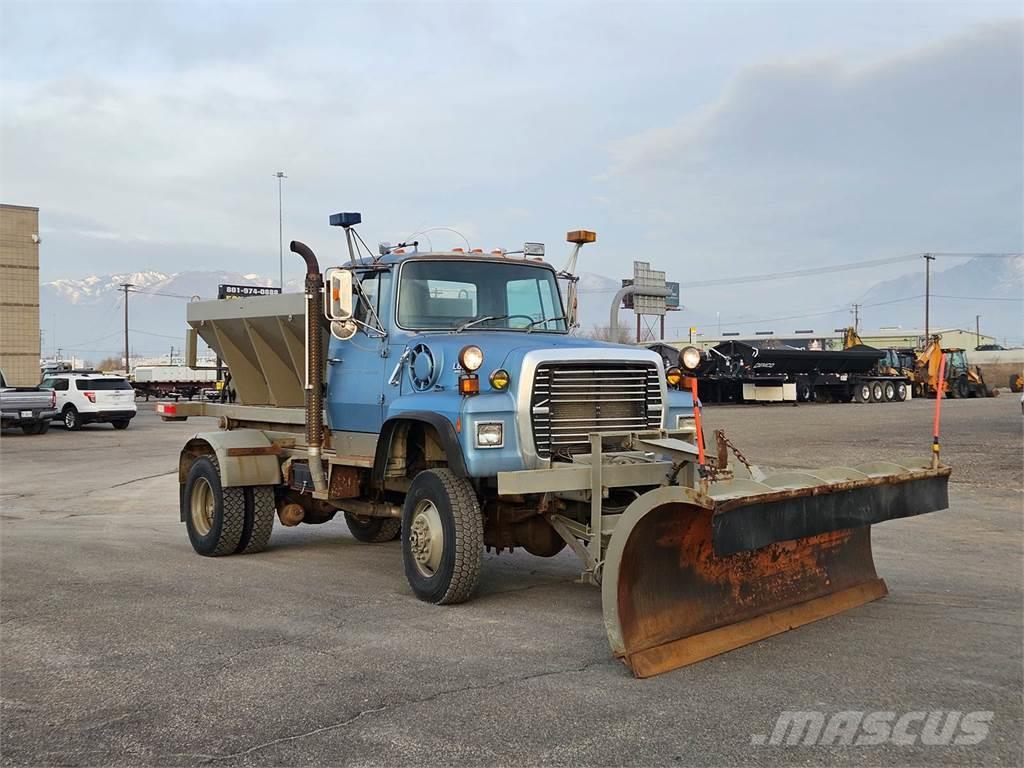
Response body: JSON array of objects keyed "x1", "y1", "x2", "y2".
[{"x1": 601, "y1": 460, "x2": 951, "y2": 678}]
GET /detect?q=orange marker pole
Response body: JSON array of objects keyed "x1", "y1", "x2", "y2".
[
  {"x1": 932, "y1": 352, "x2": 947, "y2": 469},
  {"x1": 688, "y1": 376, "x2": 706, "y2": 468}
]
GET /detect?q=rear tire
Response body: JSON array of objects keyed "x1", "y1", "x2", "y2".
[
  {"x1": 182, "y1": 456, "x2": 245, "y2": 556},
  {"x1": 882, "y1": 381, "x2": 896, "y2": 402},
  {"x1": 895, "y1": 382, "x2": 908, "y2": 401},
  {"x1": 854, "y1": 383, "x2": 871, "y2": 403},
  {"x1": 870, "y1": 381, "x2": 884, "y2": 403},
  {"x1": 63, "y1": 406, "x2": 81, "y2": 431},
  {"x1": 401, "y1": 468, "x2": 483, "y2": 605},
  {"x1": 957, "y1": 376, "x2": 970, "y2": 399},
  {"x1": 20, "y1": 423, "x2": 40, "y2": 435},
  {"x1": 345, "y1": 513, "x2": 401, "y2": 543},
  {"x1": 236, "y1": 486, "x2": 275, "y2": 554},
  {"x1": 112, "y1": 419, "x2": 130, "y2": 430}
]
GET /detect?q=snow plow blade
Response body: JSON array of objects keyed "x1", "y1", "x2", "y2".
[{"x1": 601, "y1": 461, "x2": 950, "y2": 678}]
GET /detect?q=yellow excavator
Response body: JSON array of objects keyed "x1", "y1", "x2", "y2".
[{"x1": 914, "y1": 336, "x2": 996, "y2": 398}]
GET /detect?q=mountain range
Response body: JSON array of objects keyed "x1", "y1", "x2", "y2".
[{"x1": 39, "y1": 257, "x2": 1021, "y2": 363}]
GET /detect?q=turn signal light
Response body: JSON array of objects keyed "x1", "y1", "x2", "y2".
[
  {"x1": 459, "y1": 374, "x2": 480, "y2": 396},
  {"x1": 665, "y1": 367, "x2": 683, "y2": 388},
  {"x1": 489, "y1": 369, "x2": 510, "y2": 390}
]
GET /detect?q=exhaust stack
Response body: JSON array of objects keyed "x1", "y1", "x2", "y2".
[{"x1": 291, "y1": 240, "x2": 328, "y2": 495}]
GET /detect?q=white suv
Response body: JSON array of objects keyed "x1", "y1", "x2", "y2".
[{"x1": 40, "y1": 372, "x2": 137, "y2": 430}]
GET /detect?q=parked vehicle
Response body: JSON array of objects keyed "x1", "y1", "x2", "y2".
[
  {"x1": 132, "y1": 365, "x2": 218, "y2": 401},
  {"x1": 0, "y1": 369, "x2": 57, "y2": 434},
  {"x1": 158, "y1": 215, "x2": 951, "y2": 677},
  {"x1": 914, "y1": 337, "x2": 995, "y2": 398},
  {"x1": 41, "y1": 372, "x2": 138, "y2": 430}
]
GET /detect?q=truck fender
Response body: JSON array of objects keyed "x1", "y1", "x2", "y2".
[
  {"x1": 178, "y1": 430, "x2": 283, "y2": 513},
  {"x1": 372, "y1": 412, "x2": 468, "y2": 485}
]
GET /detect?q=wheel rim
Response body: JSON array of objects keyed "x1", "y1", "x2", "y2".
[
  {"x1": 64, "y1": 410, "x2": 75, "y2": 428},
  {"x1": 191, "y1": 477, "x2": 215, "y2": 536},
  {"x1": 409, "y1": 499, "x2": 444, "y2": 578}
]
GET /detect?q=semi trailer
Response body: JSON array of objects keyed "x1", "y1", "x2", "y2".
[
  {"x1": 669, "y1": 341, "x2": 911, "y2": 404},
  {"x1": 160, "y1": 213, "x2": 951, "y2": 677}
]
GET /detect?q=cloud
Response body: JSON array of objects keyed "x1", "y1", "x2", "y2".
[{"x1": 603, "y1": 21, "x2": 1023, "y2": 268}]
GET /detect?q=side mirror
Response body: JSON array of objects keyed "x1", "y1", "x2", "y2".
[{"x1": 324, "y1": 268, "x2": 354, "y2": 321}]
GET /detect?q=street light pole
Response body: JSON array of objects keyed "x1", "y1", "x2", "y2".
[{"x1": 274, "y1": 171, "x2": 287, "y2": 289}]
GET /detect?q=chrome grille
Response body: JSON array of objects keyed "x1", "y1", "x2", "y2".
[{"x1": 530, "y1": 362, "x2": 662, "y2": 459}]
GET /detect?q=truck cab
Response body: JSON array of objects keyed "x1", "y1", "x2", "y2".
[{"x1": 326, "y1": 249, "x2": 693, "y2": 478}]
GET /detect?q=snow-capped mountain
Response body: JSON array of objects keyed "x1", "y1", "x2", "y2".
[{"x1": 38, "y1": 258, "x2": 1022, "y2": 364}]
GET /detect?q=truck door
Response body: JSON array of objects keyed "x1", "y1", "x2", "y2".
[{"x1": 325, "y1": 270, "x2": 389, "y2": 434}]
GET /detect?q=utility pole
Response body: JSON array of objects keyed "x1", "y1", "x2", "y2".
[
  {"x1": 852, "y1": 303, "x2": 861, "y2": 332},
  {"x1": 975, "y1": 315, "x2": 981, "y2": 348},
  {"x1": 121, "y1": 283, "x2": 133, "y2": 375},
  {"x1": 923, "y1": 253, "x2": 935, "y2": 339},
  {"x1": 274, "y1": 171, "x2": 287, "y2": 289}
]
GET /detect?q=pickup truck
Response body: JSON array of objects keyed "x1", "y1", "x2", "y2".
[{"x1": 0, "y1": 369, "x2": 57, "y2": 435}]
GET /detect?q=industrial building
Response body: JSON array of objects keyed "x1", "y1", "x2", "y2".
[
  {"x1": 672, "y1": 327, "x2": 996, "y2": 352},
  {"x1": 0, "y1": 204, "x2": 41, "y2": 386}
]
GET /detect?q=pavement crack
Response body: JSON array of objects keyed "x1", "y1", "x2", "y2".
[
  {"x1": 195, "y1": 659, "x2": 604, "y2": 763},
  {"x1": 107, "y1": 470, "x2": 177, "y2": 489}
]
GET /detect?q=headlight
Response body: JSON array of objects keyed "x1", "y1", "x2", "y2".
[
  {"x1": 665, "y1": 366, "x2": 683, "y2": 388},
  {"x1": 475, "y1": 422, "x2": 504, "y2": 448},
  {"x1": 680, "y1": 346, "x2": 702, "y2": 371},
  {"x1": 459, "y1": 345, "x2": 484, "y2": 372},
  {"x1": 489, "y1": 369, "x2": 510, "y2": 390}
]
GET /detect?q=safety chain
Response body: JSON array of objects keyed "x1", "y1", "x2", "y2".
[{"x1": 714, "y1": 429, "x2": 753, "y2": 476}]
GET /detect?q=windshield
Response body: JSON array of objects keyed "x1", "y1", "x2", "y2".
[{"x1": 397, "y1": 260, "x2": 567, "y2": 332}]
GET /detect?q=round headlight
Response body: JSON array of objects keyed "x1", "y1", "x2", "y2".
[
  {"x1": 459, "y1": 345, "x2": 484, "y2": 372},
  {"x1": 489, "y1": 369, "x2": 510, "y2": 390},
  {"x1": 665, "y1": 366, "x2": 683, "y2": 387},
  {"x1": 680, "y1": 346, "x2": 702, "y2": 371}
]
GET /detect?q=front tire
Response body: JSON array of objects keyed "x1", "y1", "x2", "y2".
[
  {"x1": 401, "y1": 468, "x2": 483, "y2": 605},
  {"x1": 345, "y1": 512, "x2": 401, "y2": 543},
  {"x1": 183, "y1": 456, "x2": 245, "y2": 556}
]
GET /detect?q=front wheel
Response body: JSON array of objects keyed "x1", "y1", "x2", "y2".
[{"x1": 401, "y1": 468, "x2": 483, "y2": 605}]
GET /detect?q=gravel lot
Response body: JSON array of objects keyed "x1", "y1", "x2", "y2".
[{"x1": 1, "y1": 397, "x2": 1021, "y2": 766}]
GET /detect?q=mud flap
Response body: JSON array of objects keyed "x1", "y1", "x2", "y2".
[{"x1": 601, "y1": 465, "x2": 950, "y2": 678}]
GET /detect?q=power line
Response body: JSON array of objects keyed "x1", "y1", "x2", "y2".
[{"x1": 577, "y1": 252, "x2": 1021, "y2": 294}]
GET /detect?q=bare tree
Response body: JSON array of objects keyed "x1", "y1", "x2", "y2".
[
  {"x1": 96, "y1": 356, "x2": 122, "y2": 372},
  {"x1": 583, "y1": 325, "x2": 634, "y2": 344}
]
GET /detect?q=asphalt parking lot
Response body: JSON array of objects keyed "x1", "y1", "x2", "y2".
[{"x1": 2, "y1": 397, "x2": 1021, "y2": 766}]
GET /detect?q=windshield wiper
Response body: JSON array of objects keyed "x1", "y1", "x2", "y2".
[
  {"x1": 525, "y1": 315, "x2": 567, "y2": 332},
  {"x1": 454, "y1": 315, "x2": 508, "y2": 333}
]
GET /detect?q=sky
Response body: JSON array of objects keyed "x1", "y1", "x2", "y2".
[{"x1": 1, "y1": 0, "x2": 1021, "y2": 337}]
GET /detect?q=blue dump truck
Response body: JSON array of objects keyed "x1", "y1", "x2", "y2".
[{"x1": 160, "y1": 213, "x2": 952, "y2": 677}]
